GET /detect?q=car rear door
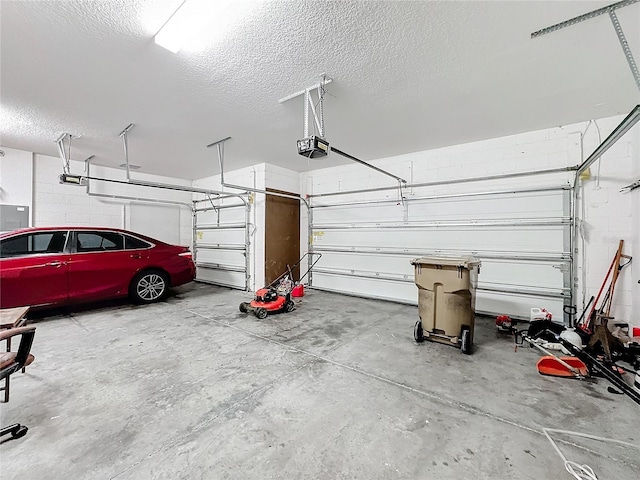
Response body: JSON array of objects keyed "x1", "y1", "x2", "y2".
[
  {"x1": 67, "y1": 230, "x2": 146, "y2": 301},
  {"x1": 0, "y1": 230, "x2": 70, "y2": 308}
]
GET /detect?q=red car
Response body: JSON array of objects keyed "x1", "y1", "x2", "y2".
[{"x1": 0, "y1": 227, "x2": 195, "y2": 309}]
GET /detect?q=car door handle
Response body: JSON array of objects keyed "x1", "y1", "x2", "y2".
[
  {"x1": 47, "y1": 261, "x2": 63, "y2": 267},
  {"x1": 130, "y1": 254, "x2": 141, "y2": 259}
]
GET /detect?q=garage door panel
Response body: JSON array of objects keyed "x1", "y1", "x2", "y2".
[
  {"x1": 198, "y1": 229, "x2": 246, "y2": 245},
  {"x1": 478, "y1": 260, "x2": 567, "y2": 291},
  {"x1": 312, "y1": 273, "x2": 417, "y2": 304},
  {"x1": 196, "y1": 249, "x2": 246, "y2": 268},
  {"x1": 476, "y1": 291, "x2": 565, "y2": 321},
  {"x1": 194, "y1": 203, "x2": 249, "y2": 291},
  {"x1": 196, "y1": 268, "x2": 246, "y2": 289},
  {"x1": 315, "y1": 226, "x2": 567, "y2": 253}
]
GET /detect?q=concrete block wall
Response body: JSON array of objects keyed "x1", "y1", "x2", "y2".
[
  {"x1": 302, "y1": 113, "x2": 639, "y2": 328},
  {"x1": 1, "y1": 149, "x2": 193, "y2": 246},
  {"x1": 265, "y1": 163, "x2": 301, "y2": 195},
  {"x1": 33, "y1": 154, "x2": 124, "y2": 228}
]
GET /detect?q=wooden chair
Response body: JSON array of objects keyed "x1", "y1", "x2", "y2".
[{"x1": 0, "y1": 326, "x2": 36, "y2": 440}]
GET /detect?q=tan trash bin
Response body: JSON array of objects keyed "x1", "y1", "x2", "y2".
[{"x1": 411, "y1": 256, "x2": 481, "y2": 354}]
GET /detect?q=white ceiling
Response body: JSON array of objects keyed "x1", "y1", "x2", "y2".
[{"x1": 1, "y1": 0, "x2": 639, "y2": 180}]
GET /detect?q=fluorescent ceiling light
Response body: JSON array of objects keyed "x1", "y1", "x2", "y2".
[{"x1": 154, "y1": 0, "x2": 236, "y2": 53}]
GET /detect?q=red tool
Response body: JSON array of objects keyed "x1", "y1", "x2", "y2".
[
  {"x1": 578, "y1": 240, "x2": 631, "y2": 334},
  {"x1": 496, "y1": 315, "x2": 515, "y2": 332}
]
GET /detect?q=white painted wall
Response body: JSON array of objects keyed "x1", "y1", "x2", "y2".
[
  {"x1": 302, "y1": 114, "x2": 639, "y2": 329},
  {"x1": 0, "y1": 146, "x2": 34, "y2": 223},
  {"x1": 265, "y1": 163, "x2": 301, "y2": 195}
]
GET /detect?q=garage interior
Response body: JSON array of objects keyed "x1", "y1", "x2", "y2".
[{"x1": 1, "y1": 1, "x2": 639, "y2": 479}]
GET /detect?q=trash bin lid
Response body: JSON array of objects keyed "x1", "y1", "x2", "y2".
[{"x1": 410, "y1": 256, "x2": 481, "y2": 269}]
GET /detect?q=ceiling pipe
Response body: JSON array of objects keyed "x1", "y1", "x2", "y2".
[
  {"x1": 82, "y1": 157, "x2": 248, "y2": 207},
  {"x1": 118, "y1": 123, "x2": 135, "y2": 181},
  {"x1": 86, "y1": 157, "x2": 198, "y2": 210},
  {"x1": 55, "y1": 132, "x2": 72, "y2": 174}
]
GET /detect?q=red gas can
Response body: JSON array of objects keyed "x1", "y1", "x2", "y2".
[{"x1": 291, "y1": 284, "x2": 304, "y2": 297}]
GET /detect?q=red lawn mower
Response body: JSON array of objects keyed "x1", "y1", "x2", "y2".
[{"x1": 239, "y1": 253, "x2": 322, "y2": 319}]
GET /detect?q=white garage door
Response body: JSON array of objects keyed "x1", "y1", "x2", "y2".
[{"x1": 309, "y1": 183, "x2": 572, "y2": 320}]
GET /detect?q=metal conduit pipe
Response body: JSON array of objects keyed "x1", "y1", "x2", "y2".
[
  {"x1": 119, "y1": 124, "x2": 134, "y2": 181},
  {"x1": 309, "y1": 166, "x2": 577, "y2": 198},
  {"x1": 86, "y1": 160, "x2": 193, "y2": 210},
  {"x1": 570, "y1": 104, "x2": 640, "y2": 310},
  {"x1": 311, "y1": 185, "x2": 571, "y2": 208},
  {"x1": 82, "y1": 173, "x2": 248, "y2": 206},
  {"x1": 128, "y1": 179, "x2": 249, "y2": 205},
  {"x1": 85, "y1": 191, "x2": 192, "y2": 210}
]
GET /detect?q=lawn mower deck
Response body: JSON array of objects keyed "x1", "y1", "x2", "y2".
[{"x1": 239, "y1": 288, "x2": 295, "y2": 319}]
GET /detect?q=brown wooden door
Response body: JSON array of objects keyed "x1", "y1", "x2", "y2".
[{"x1": 265, "y1": 189, "x2": 300, "y2": 286}]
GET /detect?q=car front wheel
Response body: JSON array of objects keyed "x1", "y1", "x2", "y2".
[{"x1": 130, "y1": 270, "x2": 168, "y2": 304}]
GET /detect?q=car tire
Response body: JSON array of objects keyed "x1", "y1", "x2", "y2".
[{"x1": 130, "y1": 269, "x2": 169, "y2": 304}]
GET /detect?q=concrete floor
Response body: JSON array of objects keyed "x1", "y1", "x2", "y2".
[{"x1": 1, "y1": 283, "x2": 638, "y2": 480}]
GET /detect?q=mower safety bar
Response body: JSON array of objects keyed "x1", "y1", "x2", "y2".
[{"x1": 267, "y1": 252, "x2": 323, "y2": 289}]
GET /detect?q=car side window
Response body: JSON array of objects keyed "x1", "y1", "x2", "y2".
[
  {"x1": 76, "y1": 232, "x2": 124, "y2": 253},
  {"x1": 124, "y1": 234, "x2": 151, "y2": 250},
  {"x1": 0, "y1": 231, "x2": 68, "y2": 258}
]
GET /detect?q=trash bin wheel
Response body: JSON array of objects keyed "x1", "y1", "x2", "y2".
[
  {"x1": 414, "y1": 320, "x2": 424, "y2": 343},
  {"x1": 461, "y1": 328, "x2": 471, "y2": 355},
  {"x1": 12, "y1": 426, "x2": 28, "y2": 439},
  {"x1": 255, "y1": 307, "x2": 268, "y2": 320}
]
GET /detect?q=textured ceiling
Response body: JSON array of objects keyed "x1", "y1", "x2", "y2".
[{"x1": 1, "y1": 0, "x2": 639, "y2": 180}]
